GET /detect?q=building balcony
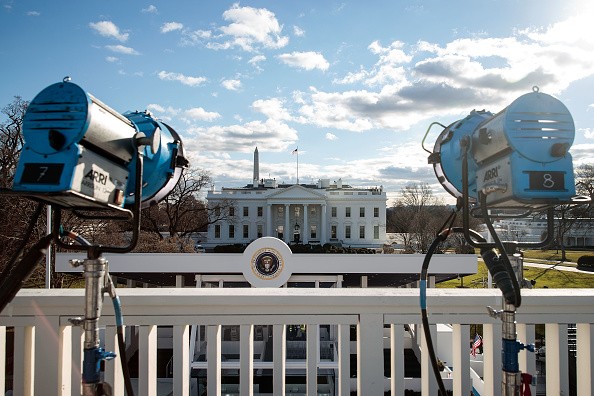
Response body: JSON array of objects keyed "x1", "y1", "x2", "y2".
[{"x1": 1, "y1": 287, "x2": 593, "y2": 395}]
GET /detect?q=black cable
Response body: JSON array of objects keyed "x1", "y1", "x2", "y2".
[
  {"x1": 0, "y1": 234, "x2": 53, "y2": 313},
  {"x1": 419, "y1": 210, "x2": 457, "y2": 396},
  {"x1": 420, "y1": 230, "x2": 449, "y2": 396},
  {"x1": 479, "y1": 193, "x2": 522, "y2": 307}
]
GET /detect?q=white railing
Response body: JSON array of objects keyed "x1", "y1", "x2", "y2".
[{"x1": 1, "y1": 288, "x2": 593, "y2": 395}]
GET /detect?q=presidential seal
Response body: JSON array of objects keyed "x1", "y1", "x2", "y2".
[{"x1": 251, "y1": 248, "x2": 284, "y2": 280}]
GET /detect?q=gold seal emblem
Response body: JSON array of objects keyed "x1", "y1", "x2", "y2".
[{"x1": 251, "y1": 247, "x2": 284, "y2": 280}]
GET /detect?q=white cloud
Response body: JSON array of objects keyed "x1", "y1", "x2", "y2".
[
  {"x1": 252, "y1": 98, "x2": 292, "y2": 121},
  {"x1": 26, "y1": 11, "x2": 40, "y2": 16},
  {"x1": 89, "y1": 21, "x2": 129, "y2": 42},
  {"x1": 158, "y1": 71, "x2": 207, "y2": 86},
  {"x1": 161, "y1": 22, "x2": 183, "y2": 33},
  {"x1": 105, "y1": 45, "x2": 140, "y2": 55},
  {"x1": 580, "y1": 127, "x2": 594, "y2": 139},
  {"x1": 105, "y1": 56, "x2": 118, "y2": 63},
  {"x1": 221, "y1": 79, "x2": 242, "y2": 91},
  {"x1": 293, "y1": 25, "x2": 305, "y2": 37},
  {"x1": 213, "y1": 4, "x2": 289, "y2": 51},
  {"x1": 184, "y1": 107, "x2": 221, "y2": 121},
  {"x1": 186, "y1": 118, "x2": 298, "y2": 153},
  {"x1": 325, "y1": 133, "x2": 338, "y2": 141},
  {"x1": 141, "y1": 5, "x2": 158, "y2": 14},
  {"x1": 278, "y1": 51, "x2": 329, "y2": 71},
  {"x1": 248, "y1": 55, "x2": 266, "y2": 70},
  {"x1": 293, "y1": 11, "x2": 594, "y2": 133}
]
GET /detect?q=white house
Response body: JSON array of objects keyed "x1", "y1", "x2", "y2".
[{"x1": 205, "y1": 148, "x2": 387, "y2": 248}]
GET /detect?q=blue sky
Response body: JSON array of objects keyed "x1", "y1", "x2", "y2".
[{"x1": 1, "y1": 0, "x2": 594, "y2": 203}]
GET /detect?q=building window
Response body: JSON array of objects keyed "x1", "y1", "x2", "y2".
[
  {"x1": 243, "y1": 206, "x2": 249, "y2": 217},
  {"x1": 345, "y1": 207, "x2": 351, "y2": 217},
  {"x1": 360, "y1": 207, "x2": 365, "y2": 217},
  {"x1": 243, "y1": 224, "x2": 249, "y2": 238},
  {"x1": 229, "y1": 207, "x2": 234, "y2": 217},
  {"x1": 229, "y1": 225, "x2": 235, "y2": 238},
  {"x1": 345, "y1": 225, "x2": 351, "y2": 239},
  {"x1": 331, "y1": 207, "x2": 337, "y2": 217},
  {"x1": 360, "y1": 225, "x2": 365, "y2": 239},
  {"x1": 257, "y1": 224, "x2": 263, "y2": 238},
  {"x1": 374, "y1": 207, "x2": 379, "y2": 218},
  {"x1": 294, "y1": 206, "x2": 300, "y2": 217},
  {"x1": 310, "y1": 225, "x2": 317, "y2": 239},
  {"x1": 277, "y1": 225, "x2": 284, "y2": 239},
  {"x1": 278, "y1": 206, "x2": 284, "y2": 215},
  {"x1": 257, "y1": 206, "x2": 263, "y2": 217},
  {"x1": 215, "y1": 224, "x2": 221, "y2": 238},
  {"x1": 331, "y1": 225, "x2": 337, "y2": 239},
  {"x1": 374, "y1": 225, "x2": 379, "y2": 239},
  {"x1": 215, "y1": 207, "x2": 221, "y2": 217},
  {"x1": 310, "y1": 206, "x2": 316, "y2": 215}
]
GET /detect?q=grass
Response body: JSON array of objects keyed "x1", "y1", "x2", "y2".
[{"x1": 437, "y1": 249, "x2": 594, "y2": 289}]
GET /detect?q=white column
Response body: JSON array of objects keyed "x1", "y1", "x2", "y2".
[
  {"x1": 104, "y1": 326, "x2": 124, "y2": 394},
  {"x1": 240, "y1": 325, "x2": 254, "y2": 396},
  {"x1": 390, "y1": 324, "x2": 405, "y2": 396},
  {"x1": 577, "y1": 323, "x2": 594, "y2": 395},
  {"x1": 321, "y1": 204, "x2": 327, "y2": 244},
  {"x1": 420, "y1": 323, "x2": 438, "y2": 395},
  {"x1": 284, "y1": 204, "x2": 290, "y2": 243},
  {"x1": 207, "y1": 325, "x2": 222, "y2": 395},
  {"x1": 357, "y1": 313, "x2": 384, "y2": 395},
  {"x1": 0, "y1": 326, "x2": 5, "y2": 393},
  {"x1": 266, "y1": 204, "x2": 272, "y2": 237},
  {"x1": 306, "y1": 324, "x2": 319, "y2": 395},
  {"x1": 545, "y1": 323, "x2": 569, "y2": 396},
  {"x1": 273, "y1": 324, "x2": 286, "y2": 394},
  {"x1": 452, "y1": 324, "x2": 471, "y2": 395},
  {"x1": 173, "y1": 325, "x2": 190, "y2": 396},
  {"x1": 13, "y1": 326, "x2": 35, "y2": 396},
  {"x1": 483, "y1": 323, "x2": 503, "y2": 396},
  {"x1": 338, "y1": 324, "x2": 350, "y2": 396},
  {"x1": 517, "y1": 323, "x2": 536, "y2": 394},
  {"x1": 139, "y1": 325, "x2": 158, "y2": 396},
  {"x1": 303, "y1": 204, "x2": 309, "y2": 244}
]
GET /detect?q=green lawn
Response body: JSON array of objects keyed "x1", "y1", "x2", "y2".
[{"x1": 437, "y1": 254, "x2": 594, "y2": 289}]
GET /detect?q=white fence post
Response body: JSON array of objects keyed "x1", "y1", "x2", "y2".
[
  {"x1": 206, "y1": 325, "x2": 222, "y2": 395},
  {"x1": 483, "y1": 323, "x2": 502, "y2": 396},
  {"x1": 139, "y1": 325, "x2": 158, "y2": 396},
  {"x1": 338, "y1": 323, "x2": 351, "y2": 396},
  {"x1": 577, "y1": 323, "x2": 594, "y2": 395},
  {"x1": 0, "y1": 326, "x2": 5, "y2": 394},
  {"x1": 545, "y1": 323, "x2": 569, "y2": 395},
  {"x1": 307, "y1": 323, "x2": 319, "y2": 395},
  {"x1": 239, "y1": 324, "x2": 254, "y2": 396},
  {"x1": 357, "y1": 313, "x2": 384, "y2": 395},
  {"x1": 273, "y1": 324, "x2": 286, "y2": 395},
  {"x1": 173, "y1": 324, "x2": 190, "y2": 396},
  {"x1": 452, "y1": 324, "x2": 471, "y2": 395},
  {"x1": 390, "y1": 324, "x2": 404, "y2": 396}
]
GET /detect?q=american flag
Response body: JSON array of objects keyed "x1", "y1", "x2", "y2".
[
  {"x1": 292, "y1": 148, "x2": 298, "y2": 154},
  {"x1": 471, "y1": 333, "x2": 482, "y2": 356}
]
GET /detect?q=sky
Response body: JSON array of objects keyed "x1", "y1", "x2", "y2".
[{"x1": 1, "y1": 0, "x2": 594, "y2": 204}]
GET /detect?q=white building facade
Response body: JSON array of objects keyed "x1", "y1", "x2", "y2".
[{"x1": 205, "y1": 148, "x2": 387, "y2": 248}]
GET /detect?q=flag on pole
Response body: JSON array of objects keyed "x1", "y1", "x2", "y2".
[
  {"x1": 471, "y1": 333, "x2": 482, "y2": 356},
  {"x1": 292, "y1": 148, "x2": 298, "y2": 154}
]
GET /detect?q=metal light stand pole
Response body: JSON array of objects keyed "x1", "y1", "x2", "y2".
[
  {"x1": 70, "y1": 256, "x2": 116, "y2": 396},
  {"x1": 487, "y1": 251, "x2": 535, "y2": 396}
]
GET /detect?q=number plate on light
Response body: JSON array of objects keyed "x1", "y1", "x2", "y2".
[
  {"x1": 20, "y1": 163, "x2": 64, "y2": 184},
  {"x1": 527, "y1": 171, "x2": 566, "y2": 191}
]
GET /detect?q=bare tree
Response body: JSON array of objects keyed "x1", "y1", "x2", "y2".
[{"x1": 141, "y1": 167, "x2": 236, "y2": 241}]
